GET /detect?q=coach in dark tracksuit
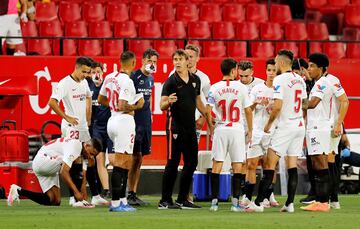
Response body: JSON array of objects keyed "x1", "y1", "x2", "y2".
[{"x1": 158, "y1": 49, "x2": 212, "y2": 209}]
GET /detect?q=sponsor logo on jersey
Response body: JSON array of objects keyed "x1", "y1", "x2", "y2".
[
  {"x1": 273, "y1": 85, "x2": 280, "y2": 92},
  {"x1": 334, "y1": 83, "x2": 342, "y2": 90},
  {"x1": 317, "y1": 85, "x2": 326, "y2": 91}
]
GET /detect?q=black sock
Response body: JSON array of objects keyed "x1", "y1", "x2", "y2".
[
  {"x1": 265, "y1": 184, "x2": 274, "y2": 200},
  {"x1": 119, "y1": 167, "x2": 128, "y2": 199},
  {"x1": 232, "y1": 173, "x2": 243, "y2": 199},
  {"x1": 18, "y1": 189, "x2": 51, "y2": 206},
  {"x1": 128, "y1": 191, "x2": 135, "y2": 197},
  {"x1": 6, "y1": 48, "x2": 15, "y2": 55},
  {"x1": 328, "y1": 162, "x2": 339, "y2": 202},
  {"x1": 86, "y1": 166, "x2": 99, "y2": 196},
  {"x1": 315, "y1": 169, "x2": 330, "y2": 203},
  {"x1": 211, "y1": 173, "x2": 220, "y2": 200},
  {"x1": 111, "y1": 166, "x2": 123, "y2": 201},
  {"x1": 255, "y1": 170, "x2": 274, "y2": 206},
  {"x1": 306, "y1": 154, "x2": 316, "y2": 196},
  {"x1": 285, "y1": 168, "x2": 298, "y2": 206},
  {"x1": 245, "y1": 182, "x2": 255, "y2": 200},
  {"x1": 69, "y1": 164, "x2": 83, "y2": 198},
  {"x1": 240, "y1": 174, "x2": 246, "y2": 195}
]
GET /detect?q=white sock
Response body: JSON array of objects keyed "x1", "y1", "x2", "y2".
[
  {"x1": 92, "y1": 195, "x2": 100, "y2": 199},
  {"x1": 111, "y1": 200, "x2": 120, "y2": 207},
  {"x1": 120, "y1": 197, "x2": 128, "y2": 205},
  {"x1": 232, "y1": 198, "x2": 239, "y2": 206}
]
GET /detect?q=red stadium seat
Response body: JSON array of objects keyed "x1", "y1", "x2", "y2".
[
  {"x1": 246, "y1": 4, "x2": 268, "y2": 23},
  {"x1": 275, "y1": 42, "x2": 299, "y2": 57},
  {"x1": 307, "y1": 23, "x2": 329, "y2": 40},
  {"x1": 213, "y1": 22, "x2": 235, "y2": 39},
  {"x1": 226, "y1": 41, "x2": 247, "y2": 57},
  {"x1": 106, "y1": 2, "x2": 129, "y2": 23},
  {"x1": 202, "y1": 41, "x2": 226, "y2": 57},
  {"x1": 352, "y1": 0, "x2": 360, "y2": 4},
  {"x1": 128, "y1": 40, "x2": 152, "y2": 57},
  {"x1": 199, "y1": 3, "x2": 222, "y2": 23},
  {"x1": 163, "y1": 21, "x2": 186, "y2": 38},
  {"x1": 309, "y1": 42, "x2": 323, "y2": 53},
  {"x1": 53, "y1": 39, "x2": 77, "y2": 56},
  {"x1": 346, "y1": 43, "x2": 360, "y2": 58},
  {"x1": 270, "y1": 4, "x2": 292, "y2": 24},
  {"x1": 284, "y1": 22, "x2": 308, "y2": 40},
  {"x1": 153, "y1": 40, "x2": 177, "y2": 57},
  {"x1": 88, "y1": 21, "x2": 113, "y2": 38},
  {"x1": 234, "y1": 0, "x2": 256, "y2": 4},
  {"x1": 250, "y1": 42, "x2": 274, "y2": 58},
  {"x1": 305, "y1": 0, "x2": 327, "y2": 9},
  {"x1": 222, "y1": 3, "x2": 245, "y2": 23},
  {"x1": 176, "y1": 3, "x2": 199, "y2": 24},
  {"x1": 78, "y1": 40, "x2": 102, "y2": 56},
  {"x1": 103, "y1": 40, "x2": 124, "y2": 56},
  {"x1": 188, "y1": 21, "x2": 211, "y2": 39},
  {"x1": 59, "y1": 2, "x2": 81, "y2": 23},
  {"x1": 236, "y1": 22, "x2": 259, "y2": 40},
  {"x1": 328, "y1": 0, "x2": 350, "y2": 8},
  {"x1": 260, "y1": 22, "x2": 283, "y2": 40},
  {"x1": 82, "y1": 2, "x2": 105, "y2": 22},
  {"x1": 153, "y1": 3, "x2": 175, "y2": 23},
  {"x1": 20, "y1": 21, "x2": 38, "y2": 37},
  {"x1": 345, "y1": 5, "x2": 360, "y2": 27},
  {"x1": 27, "y1": 39, "x2": 52, "y2": 55},
  {"x1": 39, "y1": 20, "x2": 63, "y2": 37},
  {"x1": 323, "y1": 42, "x2": 346, "y2": 58},
  {"x1": 342, "y1": 27, "x2": 360, "y2": 40},
  {"x1": 65, "y1": 21, "x2": 88, "y2": 37},
  {"x1": 35, "y1": 1, "x2": 57, "y2": 22},
  {"x1": 114, "y1": 21, "x2": 137, "y2": 38},
  {"x1": 130, "y1": 3, "x2": 152, "y2": 23},
  {"x1": 139, "y1": 21, "x2": 162, "y2": 38}
]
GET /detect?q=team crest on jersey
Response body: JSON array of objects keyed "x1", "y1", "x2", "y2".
[
  {"x1": 192, "y1": 82, "x2": 196, "y2": 88},
  {"x1": 334, "y1": 83, "x2": 342, "y2": 90},
  {"x1": 139, "y1": 80, "x2": 145, "y2": 85},
  {"x1": 173, "y1": 134, "x2": 178, "y2": 139}
]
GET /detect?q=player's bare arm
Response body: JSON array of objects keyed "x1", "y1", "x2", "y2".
[
  {"x1": 86, "y1": 96, "x2": 92, "y2": 126},
  {"x1": 244, "y1": 107, "x2": 253, "y2": 144},
  {"x1": 60, "y1": 163, "x2": 84, "y2": 201},
  {"x1": 97, "y1": 94, "x2": 109, "y2": 107},
  {"x1": 160, "y1": 93, "x2": 177, "y2": 111},
  {"x1": 264, "y1": 98, "x2": 282, "y2": 133},
  {"x1": 307, "y1": 97, "x2": 320, "y2": 109},
  {"x1": 118, "y1": 97, "x2": 145, "y2": 114},
  {"x1": 334, "y1": 94, "x2": 349, "y2": 136},
  {"x1": 196, "y1": 95, "x2": 213, "y2": 129},
  {"x1": 48, "y1": 98, "x2": 79, "y2": 125}
]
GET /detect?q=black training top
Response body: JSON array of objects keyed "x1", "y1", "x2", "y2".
[{"x1": 161, "y1": 71, "x2": 201, "y2": 133}]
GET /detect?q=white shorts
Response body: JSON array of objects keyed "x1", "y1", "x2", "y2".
[
  {"x1": 107, "y1": 114, "x2": 135, "y2": 154},
  {"x1": 0, "y1": 14, "x2": 23, "y2": 45},
  {"x1": 330, "y1": 135, "x2": 341, "y2": 154},
  {"x1": 248, "y1": 130, "x2": 271, "y2": 159},
  {"x1": 32, "y1": 152, "x2": 62, "y2": 193},
  {"x1": 61, "y1": 121, "x2": 91, "y2": 142},
  {"x1": 211, "y1": 127, "x2": 246, "y2": 163},
  {"x1": 306, "y1": 129, "x2": 331, "y2": 156},
  {"x1": 269, "y1": 126, "x2": 305, "y2": 157}
]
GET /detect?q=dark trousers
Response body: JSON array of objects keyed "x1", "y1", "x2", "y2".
[{"x1": 161, "y1": 131, "x2": 198, "y2": 203}]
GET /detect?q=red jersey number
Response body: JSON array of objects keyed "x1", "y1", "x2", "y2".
[
  {"x1": 294, "y1": 90, "x2": 302, "y2": 113},
  {"x1": 106, "y1": 88, "x2": 119, "y2": 111},
  {"x1": 218, "y1": 99, "x2": 240, "y2": 122}
]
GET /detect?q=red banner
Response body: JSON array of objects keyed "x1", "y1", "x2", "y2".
[{"x1": 1, "y1": 56, "x2": 359, "y2": 165}]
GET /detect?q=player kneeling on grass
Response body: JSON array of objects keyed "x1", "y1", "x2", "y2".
[
  {"x1": 207, "y1": 58, "x2": 253, "y2": 212},
  {"x1": 7, "y1": 137, "x2": 102, "y2": 207}
]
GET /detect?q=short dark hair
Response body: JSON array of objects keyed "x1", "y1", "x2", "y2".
[
  {"x1": 172, "y1": 49, "x2": 189, "y2": 60},
  {"x1": 266, "y1": 59, "x2": 275, "y2": 67},
  {"x1": 91, "y1": 138, "x2": 103, "y2": 153},
  {"x1": 277, "y1": 49, "x2": 294, "y2": 62},
  {"x1": 292, "y1": 58, "x2": 308, "y2": 70},
  {"x1": 185, "y1": 44, "x2": 200, "y2": 56},
  {"x1": 143, "y1": 48, "x2": 159, "y2": 59},
  {"x1": 120, "y1": 51, "x2": 136, "y2": 64},
  {"x1": 221, "y1": 58, "x2": 238, "y2": 76},
  {"x1": 238, "y1": 60, "x2": 253, "y2": 70},
  {"x1": 91, "y1": 61, "x2": 103, "y2": 71},
  {"x1": 308, "y1": 53, "x2": 329, "y2": 70},
  {"x1": 76, "y1": 56, "x2": 93, "y2": 67}
]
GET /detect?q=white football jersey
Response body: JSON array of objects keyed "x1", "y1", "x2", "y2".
[
  {"x1": 51, "y1": 75, "x2": 92, "y2": 131},
  {"x1": 326, "y1": 73, "x2": 346, "y2": 124},
  {"x1": 38, "y1": 137, "x2": 82, "y2": 168},
  {"x1": 207, "y1": 80, "x2": 251, "y2": 129},
  {"x1": 273, "y1": 72, "x2": 307, "y2": 128},
  {"x1": 241, "y1": 77, "x2": 264, "y2": 95},
  {"x1": 307, "y1": 77, "x2": 333, "y2": 128},
  {"x1": 99, "y1": 72, "x2": 137, "y2": 116},
  {"x1": 249, "y1": 82, "x2": 274, "y2": 131}
]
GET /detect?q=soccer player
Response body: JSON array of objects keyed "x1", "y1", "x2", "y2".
[
  {"x1": 7, "y1": 137, "x2": 102, "y2": 207},
  {"x1": 48, "y1": 56, "x2": 94, "y2": 206},
  {"x1": 87, "y1": 61, "x2": 112, "y2": 199},
  {"x1": 242, "y1": 59, "x2": 279, "y2": 208},
  {"x1": 302, "y1": 53, "x2": 349, "y2": 211},
  {"x1": 158, "y1": 49, "x2": 212, "y2": 209},
  {"x1": 128, "y1": 49, "x2": 158, "y2": 206},
  {"x1": 246, "y1": 50, "x2": 307, "y2": 213},
  {"x1": 98, "y1": 51, "x2": 145, "y2": 212},
  {"x1": 208, "y1": 58, "x2": 253, "y2": 212}
]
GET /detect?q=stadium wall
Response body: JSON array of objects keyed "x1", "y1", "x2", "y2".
[{"x1": 0, "y1": 56, "x2": 359, "y2": 166}]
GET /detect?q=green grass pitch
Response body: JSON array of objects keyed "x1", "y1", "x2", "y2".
[{"x1": 1, "y1": 195, "x2": 360, "y2": 229}]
